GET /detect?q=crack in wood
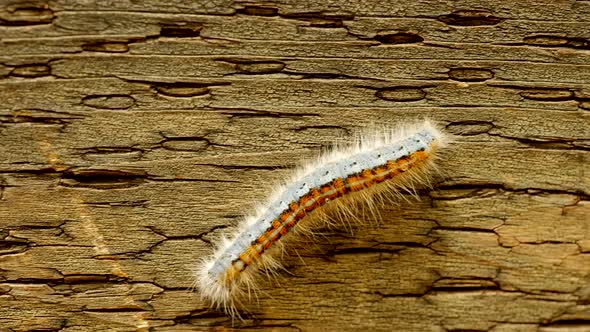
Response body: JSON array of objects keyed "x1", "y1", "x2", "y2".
[
  {"x1": 81, "y1": 41, "x2": 130, "y2": 53},
  {"x1": 220, "y1": 108, "x2": 320, "y2": 119},
  {"x1": 217, "y1": 59, "x2": 286, "y2": 74},
  {"x1": 437, "y1": 10, "x2": 504, "y2": 26},
  {"x1": 235, "y1": 5, "x2": 279, "y2": 17},
  {"x1": 446, "y1": 121, "x2": 496, "y2": 136},
  {"x1": 519, "y1": 89, "x2": 575, "y2": 101},
  {"x1": 278, "y1": 12, "x2": 355, "y2": 29},
  {"x1": 150, "y1": 81, "x2": 230, "y2": 97},
  {"x1": 0, "y1": 239, "x2": 30, "y2": 256},
  {"x1": 292, "y1": 124, "x2": 350, "y2": 135},
  {"x1": 0, "y1": 115, "x2": 69, "y2": 126},
  {"x1": 374, "y1": 32, "x2": 424, "y2": 44},
  {"x1": 60, "y1": 169, "x2": 148, "y2": 189},
  {"x1": 491, "y1": 134, "x2": 590, "y2": 152},
  {"x1": 0, "y1": 5, "x2": 54, "y2": 27},
  {"x1": 375, "y1": 86, "x2": 427, "y2": 101},
  {"x1": 77, "y1": 146, "x2": 145, "y2": 162},
  {"x1": 83, "y1": 200, "x2": 150, "y2": 208},
  {"x1": 433, "y1": 183, "x2": 590, "y2": 200},
  {"x1": 541, "y1": 320, "x2": 590, "y2": 327},
  {"x1": 81, "y1": 94, "x2": 136, "y2": 110},
  {"x1": 9, "y1": 64, "x2": 51, "y2": 78},
  {"x1": 448, "y1": 68, "x2": 495, "y2": 82},
  {"x1": 524, "y1": 35, "x2": 590, "y2": 50},
  {"x1": 159, "y1": 24, "x2": 203, "y2": 38}
]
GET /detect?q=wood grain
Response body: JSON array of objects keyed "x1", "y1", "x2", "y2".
[{"x1": 1, "y1": 1, "x2": 589, "y2": 331}]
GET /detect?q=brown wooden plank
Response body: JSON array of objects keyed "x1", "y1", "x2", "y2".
[{"x1": 1, "y1": 1, "x2": 589, "y2": 331}]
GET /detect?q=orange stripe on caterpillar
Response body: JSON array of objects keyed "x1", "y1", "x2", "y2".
[{"x1": 230, "y1": 147, "x2": 434, "y2": 276}]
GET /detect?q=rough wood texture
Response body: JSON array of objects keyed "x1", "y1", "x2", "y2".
[{"x1": 1, "y1": 0, "x2": 589, "y2": 331}]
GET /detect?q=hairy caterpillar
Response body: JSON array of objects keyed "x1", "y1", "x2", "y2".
[{"x1": 195, "y1": 120, "x2": 447, "y2": 316}]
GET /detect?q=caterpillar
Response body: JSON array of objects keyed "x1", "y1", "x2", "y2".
[{"x1": 195, "y1": 120, "x2": 447, "y2": 316}]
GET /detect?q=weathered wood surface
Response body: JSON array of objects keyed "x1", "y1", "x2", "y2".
[{"x1": 1, "y1": 0, "x2": 589, "y2": 331}]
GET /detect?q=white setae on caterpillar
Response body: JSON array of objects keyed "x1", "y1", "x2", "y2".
[{"x1": 195, "y1": 120, "x2": 448, "y2": 316}]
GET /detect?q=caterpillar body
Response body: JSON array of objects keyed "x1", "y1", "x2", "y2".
[{"x1": 196, "y1": 120, "x2": 447, "y2": 316}]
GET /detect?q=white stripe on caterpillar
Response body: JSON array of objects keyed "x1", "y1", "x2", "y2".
[{"x1": 195, "y1": 120, "x2": 448, "y2": 317}]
